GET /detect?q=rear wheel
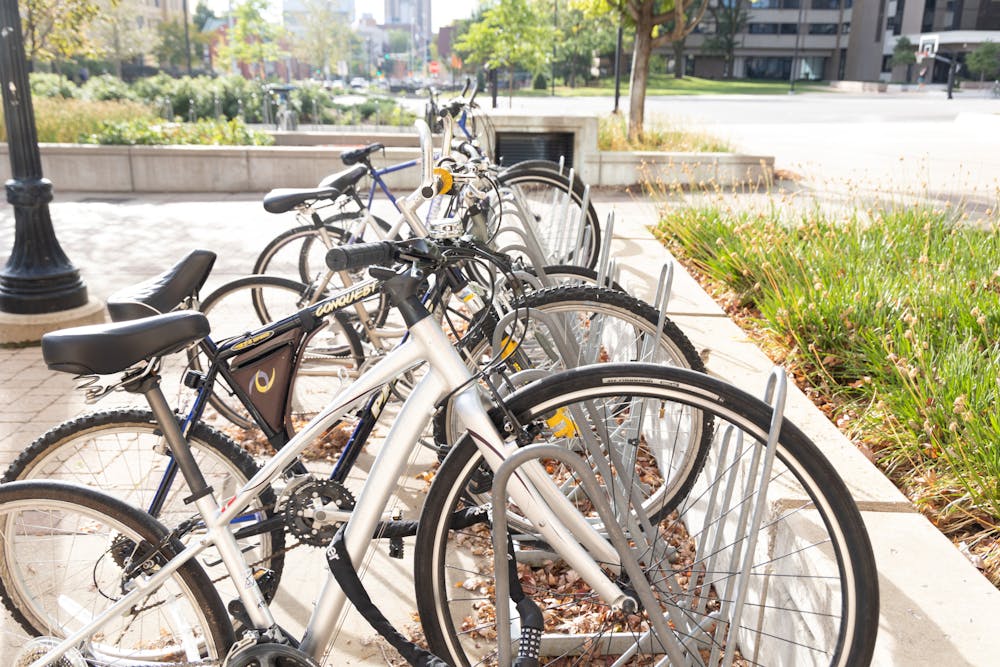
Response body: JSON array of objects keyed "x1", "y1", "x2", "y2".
[
  {"x1": 416, "y1": 364, "x2": 879, "y2": 667},
  {"x1": 0, "y1": 480, "x2": 234, "y2": 664},
  {"x1": 1, "y1": 408, "x2": 286, "y2": 601}
]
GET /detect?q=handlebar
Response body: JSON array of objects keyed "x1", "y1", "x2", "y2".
[{"x1": 325, "y1": 241, "x2": 396, "y2": 273}]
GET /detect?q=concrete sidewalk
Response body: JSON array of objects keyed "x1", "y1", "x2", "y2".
[{"x1": 2, "y1": 190, "x2": 1000, "y2": 664}]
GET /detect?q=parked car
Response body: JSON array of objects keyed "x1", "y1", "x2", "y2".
[{"x1": 350, "y1": 77, "x2": 369, "y2": 90}]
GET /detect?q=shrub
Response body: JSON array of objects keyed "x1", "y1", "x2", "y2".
[
  {"x1": 533, "y1": 73, "x2": 548, "y2": 90},
  {"x1": 81, "y1": 117, "x2": 274, "y2": 146},
  {"x1": 29, "y1": 73, "x2": 79, "y2": 99},
  {"x1": 0, "y1": 98, "x2": 155, "y2": 143},
  {"x1": 81, "y1": 74, "x2": 135, "y2": 101}
]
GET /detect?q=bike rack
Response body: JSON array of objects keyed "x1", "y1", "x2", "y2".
[
  {"x1": 489, "y1": 368, "x2": 789, "y2": 665},
  {"x1": 678, "y1": 367, "x2": 788, "y2": 665},
  {"x1": 489, "y1": 444, "x2": 692, "y2": 666}
]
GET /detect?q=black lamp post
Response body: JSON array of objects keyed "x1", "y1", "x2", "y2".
[{"x1": 0, "y1": 0, "x2": 88, "y2": 314}]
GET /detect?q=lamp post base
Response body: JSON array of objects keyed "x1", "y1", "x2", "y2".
[
  {"x1": 0, "y1": 178, "x2": 89, "y2": 315},
  {"x1": 0, "y1": 299, "x2": 105, "y2": 345}
]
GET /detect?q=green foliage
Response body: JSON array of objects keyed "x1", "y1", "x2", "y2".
[
  {"x1": 291, "y1": 0, "x2": 351, "y2": 76},
  {"x1": 22, "y1": 0, "x2": 101, "y2": 62},
  {"x1": 82, "y1": 117, "x2": 274, "y2": 145},
  {"x1": 656, "y1": 203, "x2": 1000, "y2": 524},
  {"x1": 533, "y1": 73, "x2": 548, "y2": 90},
  {"x1": 217, "y1": 0, "x2": 288, "y2": 79},
  {"x1": 29, "y1": 72, "x2": 80, "y2": 99},
  {"x1": 456, "y1": 0, "x2": 555, "y2": 78},
  {"x1": 967, "y1": 41, "x2": 1000, "y2": 80},
  {"x1": 0, "y1": 97, "x2": 154, "y2": 142},
  {"x1": 80, "y1": 74, "x2": 135, "y2": 101},
  {"x1": 890, "y1": 36, "x2": 917, "y2": 67}
]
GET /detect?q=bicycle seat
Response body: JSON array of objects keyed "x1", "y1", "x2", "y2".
[
  {"x1": 42, "y1": 311, "x2": 210, "y2": 376},
  {"x1": 340, "y1": 143, "x2": 384, "y2": 166},
  {"x1": 263, "y1": 186, "x2": 342, "y2": 214},
  {"x1": 107, "y1": 249, "x2": 217, "y2": 322},
  {"x1": 317, "y1": 163, "x2": 368, "y2": 190}
]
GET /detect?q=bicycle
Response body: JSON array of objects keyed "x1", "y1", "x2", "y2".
[
  {"x1": 2, "y1": 239, "x2": 877, "y2": 667},
  {"x1": 255, "y1": 86, "x2": 601, "y2": 287}
]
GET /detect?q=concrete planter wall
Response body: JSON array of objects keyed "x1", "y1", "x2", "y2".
[{"x1": 0, "y1": 113, "x2": 773, "y2": 192}]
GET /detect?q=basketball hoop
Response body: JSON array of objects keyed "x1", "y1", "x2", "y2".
[{"x1": 917, "y1": 48, "x2": 934, "y2": 62}]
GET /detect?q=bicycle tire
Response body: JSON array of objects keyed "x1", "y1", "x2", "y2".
[
  {"x1": 440, "y1": 285, "x2": 709, "y2": 518},
  {"x1": 0, "y1": 480, "x2": 234, "y2": 663},
  {"x1": 253, "y1": 212, "x2": 393, "y2": 284},
  {"x1": 495, "y1": 167, "x2": 601, "y2": 270},
  {"x1": 416, "y1": 363, "x2": 879, "y2": 667},
  {"x1": 1, "y1": 408, "x2": 286, "y2": 600},
  {"x1": 191, "y1": 275, "x2": 365, "y2": 430}
]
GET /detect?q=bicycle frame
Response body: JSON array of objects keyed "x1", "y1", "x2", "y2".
[{"x1": 32, "y1": 274, "x2": 629, "y2": 667}]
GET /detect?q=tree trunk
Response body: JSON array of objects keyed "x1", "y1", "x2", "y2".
[
  {"x1": 673, "y1": 40, "x2": 685, "y2": 78},
  {"x1": 628, "y1": 26, "x2": 652, "y2": 142},
  {"x1": 508, "y1": 65, "x2": 515, "y2": 106}
]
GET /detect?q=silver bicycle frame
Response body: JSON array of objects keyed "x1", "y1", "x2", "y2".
[{"x1": 32, "y1": 306, "x2": 627, "y2": 667}]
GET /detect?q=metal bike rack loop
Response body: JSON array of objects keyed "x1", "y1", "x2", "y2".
[{"x1": 490, "y1": 444, "x2": 692, "y2": 667}]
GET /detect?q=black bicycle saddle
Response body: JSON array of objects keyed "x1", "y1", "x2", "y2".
[
  {"x1": 106, "y1": 249, "x2": 216, "y2": 322},
  {"x1": 42, "y1": 311, "x2": 210, "y2": 376}
]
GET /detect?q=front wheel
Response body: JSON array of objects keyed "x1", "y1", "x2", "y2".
[
  {"x1": 0, "y1": 480, "x2": 234, "y2": 664},
  {"x1": 415, "y1": 364, "x2": 878, "y2": 667}
]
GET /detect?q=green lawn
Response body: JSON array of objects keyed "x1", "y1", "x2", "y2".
[{"x1": 511, "y1": 75, "x2": 831, "y2": 97}]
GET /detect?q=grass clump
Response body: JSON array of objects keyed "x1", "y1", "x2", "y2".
[
  {"x1": 82, "y1": 117, "x2": 274, "y2": 146},
  {"x1": 598, "y1": 115, "x2": 730, "y2": 152},
  {"x1": 0, "y1": 98, "x2": 155, "y2": 143},
  {"x1": 655, "y1": 203, "x2": 1000, "y2": 561}
]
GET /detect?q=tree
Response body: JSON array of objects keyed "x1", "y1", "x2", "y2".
[
  {"x1": 455, "y1": 0, "x2": 555, "y2": 101},
  {"x1": 91, "y1": 0, "x2": 155, "y2": 77},
  {"x1": 888, "y1": 36, "x2": 916, "y2": 83},
  {"x1": 290, "y1": 0, "x2": 351, "y2": 79},
  {"x1": 216, "y1": 0, "x2": 287, "y2": 79},
  {"x1": 701, "y1": 0, "x2": 749, "y2": 78},
  {"x1": 579, "y1": 1, "x2": 709, "y2": 140},
  {"x1": 21, "y1": 0, "x2": 104, "y2": 65},
  {"x1": 156, "y1": 20, "x2": 192, "y2": 70},
  {"x1": 967, "y1": 41, "x2": 1000, "y2": 81},
  {"x1": 557, "y1": 5, "x2": 618, "y2": 87}
]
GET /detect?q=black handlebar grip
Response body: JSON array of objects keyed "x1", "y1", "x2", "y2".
[
  {"x1": 461, "y1": 78, "x2": 471, "y2": 97},
  {"x1": 420, "y1": 177, "x2": 445, "y2": 199},
  {"x1": 468, "y1": 79, "x2": 480, "y2": 105},
  {"x1": 325, "y1": 241, "x2": 396, "y2": 272}
]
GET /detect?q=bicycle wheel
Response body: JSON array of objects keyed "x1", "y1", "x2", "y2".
[
  {"x1": 1, "y1": 408, "x2": 286, "y2": 600},
  {"x1": 192, "y1": 275, "x2": 365, "y2": 429},
  {"x1": 495, "y1": 167, "x2": 601, "y2": 270},
  {"x1": 443, "y1": 285, "x2": 709, "y2": 514},
  {"x1": 416, "y1": 364, "x2": 879, "y2": 667},
  {"x1": 252, "y1": 212, "x2": 393, "y2": 284},
  {"x1": 0, "y1": 480, "x2": 234, "y2": 664}
]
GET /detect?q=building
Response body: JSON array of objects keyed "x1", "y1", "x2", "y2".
[
  {"x1": 683, "y1": 0, "x2": 1000, "y2": 83},
  {"x1": 385, "y1": 0, "x2": 432, "y2": 65}
]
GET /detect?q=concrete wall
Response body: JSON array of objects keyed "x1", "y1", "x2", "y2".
[{"x1": 0, "y1": 115, "x2": 772, "y2": 192}]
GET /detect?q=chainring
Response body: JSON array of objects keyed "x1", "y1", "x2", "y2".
[
  {"x1": 225, "y1": 642, "x2": 320, "y2": 667},
  {"x1": 280, "y1": 478, "x2": 355, "y2": 547}
]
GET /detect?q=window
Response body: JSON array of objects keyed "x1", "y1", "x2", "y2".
[
  {"x1": 782, "y1": 0, "x2": 801, "y2": 8},
  {"x1": 811, "y1": 0, "x2": 840, "y2": 8},
  {"x1": 780, "y1": 23, "x2": 799, "y2": 34},
  {"x1": 748, "y1": 23, "x2": 779, "y2": 34},
  {"x1": 745, "y1": 57, "x2": 792, "y2": 79},
  {"x1": 842, "y1": 22, "x2": 851, "y2": 34},
  {"x1": 809, "y1": 23, "x2": 838, "y2": 34}
]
